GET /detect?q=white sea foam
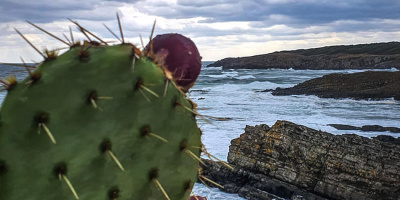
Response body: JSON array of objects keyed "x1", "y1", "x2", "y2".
[
  {"x1": 234, "y1": 75, "x2": 256, "y2": 80},
  {"x1": 203, "y1": 66, "x2": 223, "y2": 70},
  {"x1": 193, "y1": 183, "x2": 245, "y2": 199}
]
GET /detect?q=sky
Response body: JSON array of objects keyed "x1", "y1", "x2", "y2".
[{"x1": 1, "y1": 0, "x2": 400, "y2": 62}]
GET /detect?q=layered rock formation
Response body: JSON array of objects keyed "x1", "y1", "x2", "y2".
[
  {"x1": 201, "y1": 159, "x2": 328, "y2": 200},
  {"x1": 270, "y1": 71, "x2": 400, "y2": 100},
  {"x1": 207, "y1": 42, "x2": 400, "y2": 70},
  {"x1": 201, "y1": 121, "x2": 400, "y2": 200}
]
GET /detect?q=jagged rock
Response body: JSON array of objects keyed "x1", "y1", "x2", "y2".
[
  {"x1": 270, "y1": 71, "x2": 400, "y2": 100},
  {"x1": 224, "y1": 121, "x2": 400, "y2": 200}
]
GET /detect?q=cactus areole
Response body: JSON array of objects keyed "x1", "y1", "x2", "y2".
[{"x1": 0, "y1": 22, "x2": 202, "y2": 200}]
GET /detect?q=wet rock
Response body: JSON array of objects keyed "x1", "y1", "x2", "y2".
[
  {"x1": 271, "y1": 71, "x2": 400, "y2": 100},
  {"x1": 328, "y1": 124, "x2": 361, "y2": 130},
  {"x1": 361, "y1": 125, "x2": 386, "y2": 132},
  {"x1": 200, "y1": 159, "x2": 327, "y2": 200},
  {"x1": 373, "y1": 135, "x2": 400, "y2": 145},
  {"x1": 328, "y1": 124, "x2": 400, "y2": 133},
  {"x1": 386, "y1": 127, "x2": 400, "y2": 133}
]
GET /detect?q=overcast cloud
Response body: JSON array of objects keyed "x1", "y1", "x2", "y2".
[{"x1": 1, "y1": 0, "x2": 400, "y2": 62}]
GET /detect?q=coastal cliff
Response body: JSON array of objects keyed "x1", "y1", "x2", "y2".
[
  {"x1": 207, "y1": 42, "x2": 400, "y2": 70},
  {"x1": 200, "y1": 121, "x2": 400, "y2": 200}
]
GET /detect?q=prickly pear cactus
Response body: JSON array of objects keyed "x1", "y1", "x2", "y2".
[{"x1": 0, "y1": 24, "x2": 202, "y2": 199}]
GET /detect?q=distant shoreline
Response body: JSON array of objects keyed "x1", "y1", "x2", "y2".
[{"x1": 207, "y1": 42, "x2": 400, "y2": 70}]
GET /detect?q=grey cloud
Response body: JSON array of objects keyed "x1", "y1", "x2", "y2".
[
  {"x1": 3, "y1": 0, "x2": 400, "y2": 28},
  {"x1": 156, "y1": 1, "x2": 269, "y2": 22},
  {"x1": 0, "y1": 0, "x2": 140, "y2": 23},
  {"x1": 139, "y1": 0, "x2": 400, "y2": 27},
  {"x1": 1, "y1": 0, "x2": 400, "y2": 61},
  {"x1": 177, "y1": 0, "x2": 234, "y2": 7},
  {"x1": 264, "y1": 1, "x2": 400, "y2": 25}
]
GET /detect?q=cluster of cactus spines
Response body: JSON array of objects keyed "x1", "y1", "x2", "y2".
[{"x1": 0, "y1": 16, "x2": 204, "y2": 200}]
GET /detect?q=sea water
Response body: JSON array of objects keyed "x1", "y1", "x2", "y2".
[
  {"x1": 1, "y1": 63, "x2": 399, "y2": 199},
  {"x1": 189, "y1": 62, "x2": 399, "y2": 199}
]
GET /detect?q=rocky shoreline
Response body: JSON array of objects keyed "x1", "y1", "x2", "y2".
[
  {"x1": 207, "y1": 42, "x2": 400, "y2": 70},
  {"x1": 208, "y1": 53, "x2": 400, "y2": 70},
  {"x1": 267, "y1": 71, "x2": 400, "y2": 100},
  {"x1": 200, "y1": 121, "x2": 400, "y2": 200}
]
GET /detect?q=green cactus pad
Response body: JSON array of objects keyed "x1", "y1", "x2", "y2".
[{"x1": 0, "y1": 43, "x2": 201, "y2": 199}]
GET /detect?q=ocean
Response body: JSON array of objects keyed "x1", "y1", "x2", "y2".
[{"x1": 1, "y1": 62, "x2": 399, "y2": 199}]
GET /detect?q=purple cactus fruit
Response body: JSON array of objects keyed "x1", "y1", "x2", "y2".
[{"x1": 148, "y1": 33, "x2": 201, "y2": 92}]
